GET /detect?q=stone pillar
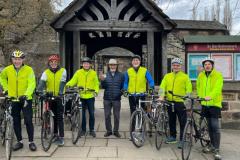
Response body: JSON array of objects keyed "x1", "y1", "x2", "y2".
[
  {"x1": 73, "y1": 31, "x2": 81, "y2": 72},
  {"x1": 147, "y1": 31, "x2": 154, "y2": 79}
]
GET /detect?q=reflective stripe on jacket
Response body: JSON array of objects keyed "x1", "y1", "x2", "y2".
[
  {"x1": 0, "y1": 64, "x2": 36, "y2": 100},
  {"x1": 197, "y1": 69, "x2": 223, "y2": 108},
  {"x1": 66, "y1": 69, "x2": 99, "y2": 99},
  {"x1": 159, "y1": 71, "x2": 192, "y2": 102}
]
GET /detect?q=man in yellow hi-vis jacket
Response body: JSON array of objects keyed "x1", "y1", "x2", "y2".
[
  {"x1": 159, "y1": 58, "x2": 192, "y2": 149},
  {"x1": 0, "y1": 50, "x2": 37, "y2": 151},
  {"x1": 197, "y1": 57, "x2": 223, "y2": 160},
  {"x1": 66, "y1": 57, "x2": 99, "y2": 137}
]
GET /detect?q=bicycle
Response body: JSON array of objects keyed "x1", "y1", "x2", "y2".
[
  {"x1": 64, "y1": 87, "x2": 84, "y2": 144},
  {"x1": 0, "y1": 96, "x2": 14, "y2": 160},
  {"x1": 36, "y1": 91, "x2": 63, "y2": 152},
  {"x1": 168, "y1": 91, "x2": 210, "y2": 160},
  {"x1": 155, "y1": 99, "x2": 173, "y2": 150},
  {"x1": 128, "y1": 92, "x2": 172, "y2": 148}
]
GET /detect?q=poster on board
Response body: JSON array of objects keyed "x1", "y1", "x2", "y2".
[
  {"x1": 235, "y1": 54, "x2": 240, "y2": 80},
  {"x1": 212, "y1": 54, "x2": 233, "y2": 80},
  {"x1": 188, "y1": 54, "x2": 209, "y2": 80}
]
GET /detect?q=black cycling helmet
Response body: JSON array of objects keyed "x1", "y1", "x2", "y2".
[
  {"x1": 132, "y1": 55, "x2": 141, "y2": 61},
  {"x1": 81, "y1": 57, "x2": 92, "y2": 63}
]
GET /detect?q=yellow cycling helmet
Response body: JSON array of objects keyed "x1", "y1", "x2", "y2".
[{"x1": 11, "y1": 50, "x2": 25, "y2": 58}]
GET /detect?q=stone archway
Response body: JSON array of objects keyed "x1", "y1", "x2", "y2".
[{"x1": 93, "y1": 47, "x2": 135, "y2": 73}]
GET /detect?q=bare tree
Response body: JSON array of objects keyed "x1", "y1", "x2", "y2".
[
  {"x1": 216, "y1": 0, "x2": 221, "y2": 21},
  {"x1": 223, "y1": 0, "x2": 232, "y2": 30}
]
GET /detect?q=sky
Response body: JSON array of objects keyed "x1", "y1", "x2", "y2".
[{"x1": 57, "y1": 0, "x2": 240, "y2": 35}]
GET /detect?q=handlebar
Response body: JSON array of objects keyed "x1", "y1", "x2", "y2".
[
  {"x1": 168, "y1": 91, "x2": 206, "y2": 102},
  {"x1": 35, "y1": 91, "x2": 62, "y2": 100},
  {"x1": 65, "y1": 87, "x2": 96, "y2": 94}
]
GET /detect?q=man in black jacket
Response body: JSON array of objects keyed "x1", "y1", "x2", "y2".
[{"x1": 100, "y1": 59, "x2": 124, "y2": 138}]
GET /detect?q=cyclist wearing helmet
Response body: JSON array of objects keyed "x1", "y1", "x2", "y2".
[
  {"x1": 123, "y1": 55, "x2": 155, "y2": 115},
  {"x1": 37, "y1": 54, "x2": 67, "y2": 146},
  {"x1": 66, "y1": 57, "x2": 99, "y2": 137},
  {"x1": 158, "y1": 57, "x2": 192, "y2": 149},
  {"x1": 0, "y1": 50, "x2": 37, "y2": 151},
  {"x1": 197, "y1": 57, "x2": 223, "y2": 160}
]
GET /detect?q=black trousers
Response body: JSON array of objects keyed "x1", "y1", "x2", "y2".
[
  {"x1": 12, "y1": 100, "x2": 34, "y2": 142},
  {"x1": 167, "y1": 102, "x2": 187, "y2": 141},
  {"x1": 49, "y1": 99, "x2": 64, "y2": 137},
  {"x1": 201, "y1": 106, "x2": 221, "y2": 150},
  {"x1": 103, "y1": 100, "x2": 121, "y2": 132},
  {"x1": 128, "y1": 96, "x2": 146, "y2": 115}
]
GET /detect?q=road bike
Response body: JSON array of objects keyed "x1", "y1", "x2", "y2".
[
  {"x1": 0, "y1": 96, "x2": 14, "y2": 160},
  {"x1": 168, "y1": 91, "x2": 210, "y2": 160}
]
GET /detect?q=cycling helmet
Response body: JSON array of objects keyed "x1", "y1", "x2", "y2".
[
  {"x1": 11, "y1": 50, "x2": 25, "y2": 58},
  {"x1": 202, "y1": 57, "x2": 214, "y2": 66},
  {"x1": 171, "y1": 58, "x2": 183, "y2": 65},
  {"x1": 132, "y1": 55, "x2": 141, "y2": 61},
  {"x1": 48, "y1": 54, "x2": 60, "y2": 62},
  {"x1": 82, "y1": 57, "x2": 92, "y2": 63}
]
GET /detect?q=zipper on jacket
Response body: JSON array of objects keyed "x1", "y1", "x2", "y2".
[
  {"x1": 171, "y1": 73, "x2": 177, "y2": 100},
  {"x1": 205, "y1": 76, "x2": 209, "y2": 106},
  {"x1": 16, "y1": 70, "x2": 18, "y2": 98},
  {"x1": 54, "y1": 73, "x2": 56, "y2": 96}
]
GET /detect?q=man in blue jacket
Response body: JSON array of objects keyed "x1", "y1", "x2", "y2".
[{"x1": 100, "y1": 59, "x2": 124, "y2": 138}]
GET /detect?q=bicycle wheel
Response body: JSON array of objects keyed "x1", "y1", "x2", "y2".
[
  {"x1": 199, "y1": 118, "x2": 211, "y2": 147},
  {"x1": 155, "y1": 113, "x2": 164, "y2": 150},
  {"x1": 130, "y1": 111, "x2": 146, "y2": 148},
  {"x1": 182, "y1": 121, "x2": 194, "y2": 160},
  {"x1": 1, "y1": 119, "x2": 6, "y2": 146},
  {"x1": 71, "y1": 107, "x2": 82, "y2": 144},
  {"x1": 5, "y1": 117, "x2": 14, "y2": 160},
  {"x1": 41, "y1": 111, "x2": 54, "y2": 152}
]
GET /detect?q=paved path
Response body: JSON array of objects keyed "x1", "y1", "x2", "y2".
[{"x1": 0, "y1": 91, "x2": 240, "y2": 160}]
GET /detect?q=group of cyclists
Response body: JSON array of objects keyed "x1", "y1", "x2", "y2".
[{"x1": 0, "y1": 49, "x2": 223, "y2": 160}]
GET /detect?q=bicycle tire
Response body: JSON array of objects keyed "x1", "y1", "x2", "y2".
[
  {"x1": 5, "y1": 117, "x2": 14, "y2": 160},
  {"x1": 199, "y1": 118, "x2": 211, "y2": 147},
  {"x1": 41, "y1": 111, "x2": 54, "y2": 152},
  {"x1": 182, "y1": 121, "x2": 194, "y2": 160},
  {"x1": 130, "y1": 111, "x2": 146, "y2": 148},
  {"x1": 71, "y1": 107, "x2": 82, "y2": 144},
  {"x1": 1, "y1": 119, "x2": 6, "y2": 146},
  {"x1": 155, "y1": 113, "x2": 164, "y2": 150}
]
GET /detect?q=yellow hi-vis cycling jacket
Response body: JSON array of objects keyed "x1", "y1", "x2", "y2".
[
  {"x1": 159, "y1": 71, "x2": 192, "y2": 102},
  {"x1": 197, "y1": 69, "x2": 223, "y2": 108},
  {"x1": 66, "y1": 68, "x2": 99, "y2": 99},
  {"x1": 0, "y1": 64, "x2": 36, "y2": 100}
]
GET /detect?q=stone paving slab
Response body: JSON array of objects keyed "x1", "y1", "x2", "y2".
[
  {"x1": 52, "y1": 147, "x2": 90, "y2": 158},
  {"x1": 88, "y1": 147, "x2": 117, "y2": 158}
]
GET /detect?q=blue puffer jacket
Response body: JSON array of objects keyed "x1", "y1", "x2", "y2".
[{"x1": 101, "y1": 71, "x2": 124, "y2": 101}]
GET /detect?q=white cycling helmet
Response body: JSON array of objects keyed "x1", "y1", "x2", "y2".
[
  {"x1": 171, "y1": 58, "x2": 183, "y2": 65},
  {"x1": 202, "y1": 57, "x2": 214, "y2": 66},
  {"x1": 11, "y1": 50, "x2": 25, "y2": 58}
]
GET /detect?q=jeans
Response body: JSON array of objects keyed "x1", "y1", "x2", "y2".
[
  {"x1": 12, "y1": 100, "x2": 34, "y2": 142},
  {"x1": 167, "y1": 102, "x2": 187, "y2": 141},
  {"x1": 49, "y1": 98, "x2": 64, "y2": 137},
  {"x1": 202, "y1": 106, "x2": 221, "y2": 150},
  {"x1": 103, "y1": 100, "x2": 121, "y2": 132},
  {"x1": 81, "y1": 98, "x2": 95, "y2": 132}
]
